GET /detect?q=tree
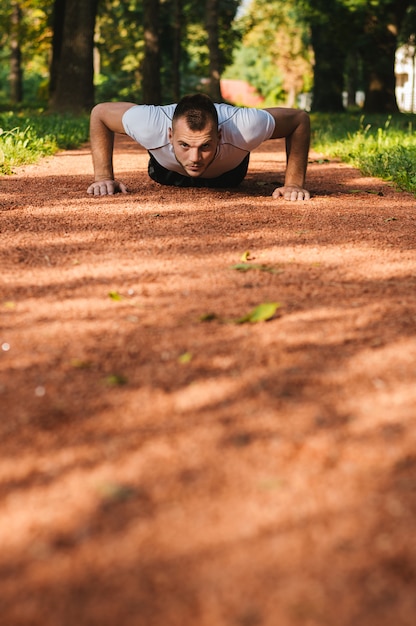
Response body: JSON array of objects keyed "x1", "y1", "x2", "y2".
[
  {"x1": 142, "y1": 0, "x2": 161, "y2": 103},
  {"x1": 49, "y1": 0, "x2": 65, "y2": 101},
  {"x1": 0, "y1": 0, "x2": 52, "y2": 105},
  {"x1": 49, "y1": 0, "x2": 98, "y2": 112},
  {"x1": 301, "y1": 0, "x2": 352, "y2": 112},
  {"x1": 305, "y1": 0, "x2": 415, "y2": 112},
  {"x1": 205, "y1": 0, "x2": 222, "y2": 99},
  {"x1": 359, "y1": 0, "x2": 412, "y2": 112},
  {"x1": 92, "y1": 0, "x2": 241, "y2": 104},
  {"x1": 94, "y1": 0, "x2": 144, "y2": 102},
  {"x1": 226, "y1": 0, "x2": 312, "y2": 105},
  {"x1": 10, "y1": 2, "x2": 23, "y2": 103},
  {"x1": 172, "y1": 0, "x2": 183, "y2": 100}
]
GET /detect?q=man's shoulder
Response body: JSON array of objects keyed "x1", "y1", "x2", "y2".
[
  {"x1": 216, "y1": 104, "x2": 275, "y2": 150},
  {"x1": 124, "y1": 103, "x2": 176, "y2": 123},
  {"x1": 215, "y1": 103, "x2": 272, "y2": 126},
  {"x1": 122, "y1": 104, "x2": 175, "y2": 148}
]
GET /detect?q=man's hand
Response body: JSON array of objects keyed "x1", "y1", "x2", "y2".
[
  {"x1": 87, "y1": 102, "x2": 136, "y2": 197},
  {"x1": 272, "y1": 185, "x2": 310, "y2": 201},
  {"x1": 87, "y1": 179, "x2": 128, "y2": 196},
  {"x1": 265, "y1": 108, "x2": 310, "y2": 201}
]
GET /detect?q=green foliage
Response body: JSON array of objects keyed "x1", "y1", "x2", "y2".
[
  {"x1": 226, "y1": 0, "x2": 313, "y2": 105},
  {"x1": 0, "y1": 0, "x2": 53, "y2": 105},
  {"x1": 95, "y1": 0, "x2": 145, "y2": 101},
  {"x1": 311, "y1": 112, "x2": 416, "y2": 195},
  {"x1": 0, "y1": 110, "x2": 89, "y2": 174},
  {"x1": 94, "y1": 0, "x2": 241, "y2": 103},
  {"x1": 223, "y1": 45, "x2": 285, "y2": 105}
]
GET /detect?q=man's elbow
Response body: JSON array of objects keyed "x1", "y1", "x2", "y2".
[
  {"x1": 90, "y1": 102, "x2": 128, "y2": 135},
  {"x1": 297, "y1": 109, "x2": 310, "y2": 130},
  {"x1": 90, "y1": 102, "x2": 108, "y2": 123}
]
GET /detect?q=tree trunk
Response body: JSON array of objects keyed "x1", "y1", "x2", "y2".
[
  {"x1": 172, "y1": 0, "x2": 182, "y2": 102},
  {"x1": 142, "y1": 0, "x2": 161, "y2": 104},
  {"x1": 205, "y1": 0, "x2": 222, "y2": 102},
  {"x1": 49, "y1": 0, "x2": 66, "y2": 101},
  {"x1": 345, "y1": 50, "x2": 361, "y2": 108},
  {"x1": 10, "y1": 2, "x2": 23, "y2": 104},
  {"x1": 361, "y1": 1, "x2": 410, "y2": 113},
  {"x1": 363, "y1": 47, "x2": 399, "y2": 113},
  {"x1": 310, "y1": 21, "x2": 346, "y2": 112},
  {"x1": 50, "y1": 0, "x2": 98, "y2": 113}
]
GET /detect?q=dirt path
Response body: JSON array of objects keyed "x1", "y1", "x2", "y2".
[{"x1": 1, "y1": 135, "x2": 416, "y2": 626}]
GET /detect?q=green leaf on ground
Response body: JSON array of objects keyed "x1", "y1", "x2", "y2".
[
  {"x1": 178, "y1": 351, "x2": 193, "y2": 364},
  {"x1": 230, "y1": 262, "x2": 282, "y2": 274},
  {"x1": 108, "y1": 290, "x2": 124, "y2": 301},
  {"x1": 233, "y1": 302, "x2": 281, "y2": 324},
  {"x1": 104, "y1": 374, "x2": 128, "y2": 386}
]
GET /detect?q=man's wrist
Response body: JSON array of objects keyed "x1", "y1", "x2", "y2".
[{"x1": 94, "y1": 174, "x2": 114, "y2": 182}]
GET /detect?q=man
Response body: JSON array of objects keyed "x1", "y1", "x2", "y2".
[{"x1": 87, "y1": 93, "x2": 311, "y2": 201}]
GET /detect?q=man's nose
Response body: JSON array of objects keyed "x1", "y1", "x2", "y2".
[{"x1": 190, "y1": 148, "x2": 201, "y2": 162}]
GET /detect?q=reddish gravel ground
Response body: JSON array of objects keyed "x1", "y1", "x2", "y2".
[{"x1": 1, "y1": 134, "x2": 416, "y2": 626}]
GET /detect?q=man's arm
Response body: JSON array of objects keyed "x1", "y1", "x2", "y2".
[
  {"x1": 264, "y1": 107, "x2": 311, "y2": 201},
  {"x1": 87, "y1": 102, "x2": 136, "y2": 196}
]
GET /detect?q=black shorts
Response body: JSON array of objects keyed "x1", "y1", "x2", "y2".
[{"x1": 148, "y1": 153, "x2": 250, "y2": 188}]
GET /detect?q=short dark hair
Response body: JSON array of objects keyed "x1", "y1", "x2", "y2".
[{"x1": 172, "y1": 94, "x2": 218, "y2": 131}]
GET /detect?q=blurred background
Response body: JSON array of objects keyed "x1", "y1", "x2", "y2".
[{"x1": 1, "y1": 0, "x2": 415, "y2": 114}]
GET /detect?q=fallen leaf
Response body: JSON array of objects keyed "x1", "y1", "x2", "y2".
[
  {"x1": 233, "y1": 302, "x2": 281, "y2": 324},
  {"x1": 70, "y1": 358, "x2": 92, "y2": 369},
  {"x1": 108, "y1": 290, "x2": 124, "y2": 301},
  {"x1": 178, "y1": 351, "x2": 193, "y2": 364},
  {"x1": 230, "y1": 263, "x2": 282, "y2": 274},
  {"x1": 199, "y1": 312, "x2": 219, "y2": 322},
  {"x1": 97, "y1": 482, "x2": 136, "y2": 502},
  {"x1": 104, "y1": 374, "x2": 128, "y2": 386},
  {"x1": 241, "y1": 250, "x2": 253, "y2": 262}
]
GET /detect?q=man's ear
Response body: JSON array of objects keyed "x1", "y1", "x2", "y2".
[
  {"x1": 168, "y1": 127, "x2": 173, "y2": 143},
  {"x1": 217, "y1": 127, "x2": 222, "y2": 141}
]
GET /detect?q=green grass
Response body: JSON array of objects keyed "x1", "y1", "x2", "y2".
[
  {"x1": 311, "y1": 112, "x2": 416, "y2": 196},
  {"x1": 0, "y1": 110, "x2": 89, "y2": 174}
]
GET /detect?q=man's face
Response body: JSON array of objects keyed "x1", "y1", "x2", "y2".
[{"x1": 169, "y1": 118, "x2": 221, "y2": 177}]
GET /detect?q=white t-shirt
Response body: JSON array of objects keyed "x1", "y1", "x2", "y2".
[{"x1": 122, "y1": 103, "x2": 275, "y2": 178}]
